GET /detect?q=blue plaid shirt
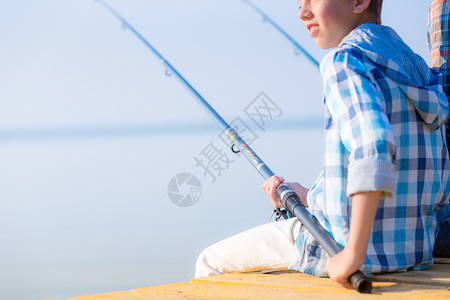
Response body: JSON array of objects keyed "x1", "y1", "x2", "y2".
[
  {"x1": 289, "y1": 24, "x2": 450, "y2": 276},
  {"x1": 429, "y1": 0, "x2": 450, "y2": 94}
]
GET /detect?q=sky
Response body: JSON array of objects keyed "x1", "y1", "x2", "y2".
[{"x1": 0, "y1": 1, "x2": 433, "y2": 299}]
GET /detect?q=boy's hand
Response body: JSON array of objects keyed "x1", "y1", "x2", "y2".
[
  {"x1": 261, "y1": 175, "x2": 309, "y2": 208},
  {"x1": 326, "y1": 247, "x2": 365, "y2": 289},
  {"x1": 262, "y1": 175, "x2": 285, "y2": 208},
  {"x1": 326, "y1": 190, "x2": 381, "y2": 289}
]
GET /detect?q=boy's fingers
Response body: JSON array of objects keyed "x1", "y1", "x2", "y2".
[
  {"x1": 262, "y1": 175, "x2": 276, "y2": 188},
  {"x1": 262, "y1": 176, "x2": 288, "y2": 208},
  {"x1": 263, "y1": 176, "x2": 282, "y2": 190},
  {"x1": 344, "y1": 283, "x2": 353, "y2": 289},
  {"x1": 262, "y1": 176, "x2": 275, "y2": 190},
  {"x1": 340, "y1": 280, "x2": 353, "y2": 289}
]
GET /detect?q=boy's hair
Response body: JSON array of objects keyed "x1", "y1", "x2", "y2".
[{"x1": 369, "y1": 0, "x2": 383, "y2": 25}]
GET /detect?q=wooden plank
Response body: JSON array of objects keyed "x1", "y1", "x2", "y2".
[
  {"x1": 434, "y1": 257, "x2": 450, "y2": 265},
  {"x1": 190, "y1": 272, "x2": 450, "y2": 299},
  {"x1": 135, "y1": 281, "x2": 375, "y2": 299},
  {"x1": 67, "y1": 277, "x2": 450, "y2": 300},
  {"x1": 66, "y1": 262, "x2": 450, "y2": 299},
  {"x1": 67, "y1": 290, "x2": 183, "y2": 300},
  {"x1": 372, "y1": 264, "x2": 450, "y2": 286}
]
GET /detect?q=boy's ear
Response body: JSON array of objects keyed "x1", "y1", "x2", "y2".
[{"x1": 353, "y1": 0, "x2": 371, "y2": 14}]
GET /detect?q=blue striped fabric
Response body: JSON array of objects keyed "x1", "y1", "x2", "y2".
[
  {"x1": 429, "y1": 0, "x2": 450, "y2": 147},
  {"x1": 289, "y1": 24, "x2": 450, "y2": 276},
  {"x1": 428, "y1": 0, "x2": 450, "y2": 258}
]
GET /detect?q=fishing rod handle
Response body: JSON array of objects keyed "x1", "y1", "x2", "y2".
[
  {"x1": 276, "y1": 183, "x2": 373, "y2": 293},
  {"x1": 349, "y1": 270, "x2": 373, "y2": 294}
]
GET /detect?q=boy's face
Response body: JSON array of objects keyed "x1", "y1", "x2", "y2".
[{"x1": 299, "y1": 0, "x2": 367, "y2": 49}]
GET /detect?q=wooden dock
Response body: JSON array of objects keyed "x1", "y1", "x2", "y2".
[{"x1": 45, "y1": 258, "x2": 450, "y2": 299}]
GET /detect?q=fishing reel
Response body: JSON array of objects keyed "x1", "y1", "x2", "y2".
[
  {"x1": 268, "y1": 208, "x2": 289, "y2": 222},
  {"x1": 274, "y1": 208, "x2": 289, "y2": 221}
]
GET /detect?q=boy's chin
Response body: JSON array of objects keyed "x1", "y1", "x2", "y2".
[
  {"x1": 316, "y1": 40, "x2": 340, "y2": 49},
  {"x1": 318, "y1": 45, "x2": 334, "y2": 50},
  {"x1": 314, "y1": 37, "x2": 342, "y2": 49}
]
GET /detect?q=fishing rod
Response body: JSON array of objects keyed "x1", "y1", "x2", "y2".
[
  {"x1": 241, "y1": 0, "x2": 320, "y2": 69},
  {"x1": 95, "y1": 0, "x2": 372, "y2": 293}
]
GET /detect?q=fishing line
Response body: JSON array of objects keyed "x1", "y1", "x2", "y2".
[
  {"x1": 95, "y1": 0, "x2": 276, "y2": 182},
  {"x1": 241, "y1": 0, "x2": 320, "y2": 69}
]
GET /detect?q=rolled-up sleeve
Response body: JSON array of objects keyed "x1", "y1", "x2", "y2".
[{"x1": 321, "y1": 48, "x2": 396, "y2": 198}]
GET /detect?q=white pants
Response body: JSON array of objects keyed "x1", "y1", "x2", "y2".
[{"x1": 195, "y1": 218, "x2": 302, "y2": 278}]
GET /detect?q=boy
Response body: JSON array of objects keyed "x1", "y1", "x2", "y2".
[{"x1": 196, "y1": 0, "x2": 450, "y2": 289}]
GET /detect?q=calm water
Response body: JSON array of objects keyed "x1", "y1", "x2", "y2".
[{"x1": 0, "y1": 128, "x2": 323, "y2": 300}]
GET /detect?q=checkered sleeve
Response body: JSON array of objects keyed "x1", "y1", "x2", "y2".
[{"x1": 321, "y1": 48, "x2": 396, "y2": 198}]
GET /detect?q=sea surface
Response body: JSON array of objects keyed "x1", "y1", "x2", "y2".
[{"x1": 0, "y1": 127, "x2": 323, "y2": 300}]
